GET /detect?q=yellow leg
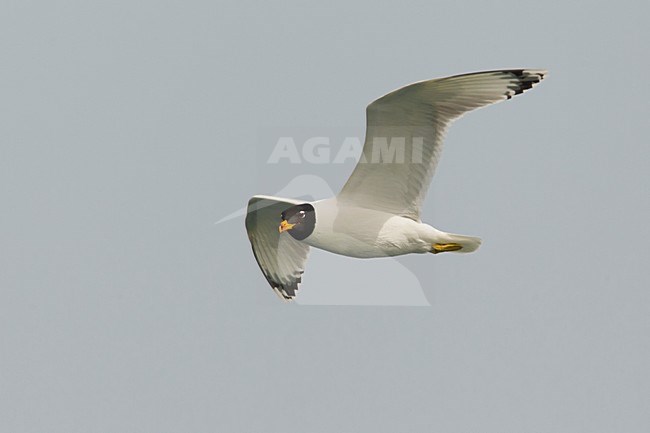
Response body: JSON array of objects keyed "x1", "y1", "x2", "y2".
[{"x1": 431, "y1": 243, "x2": 463, "y2": 254}]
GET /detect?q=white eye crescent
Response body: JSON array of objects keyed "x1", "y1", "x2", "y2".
[{"x1": 300, "y1": 211, "x2": 305, "y2": 218}]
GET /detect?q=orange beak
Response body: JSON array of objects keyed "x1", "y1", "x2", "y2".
[{"x1": 278, "y1": 220, "x2": 295, "y2": 233}]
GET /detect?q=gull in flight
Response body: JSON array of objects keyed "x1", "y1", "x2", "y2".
[{"x1": 245, "y1": 69, "x2": 546, "y2": 300}]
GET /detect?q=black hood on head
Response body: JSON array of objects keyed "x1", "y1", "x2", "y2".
[{"x1": 281, "y1": 203, "x2": 316, "y2": 241}]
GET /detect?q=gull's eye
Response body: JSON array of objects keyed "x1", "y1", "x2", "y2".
[{"x1": 300, "y1": 211, "x2": 305, "y2": 218}]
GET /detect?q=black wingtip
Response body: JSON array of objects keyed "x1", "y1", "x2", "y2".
[
  {"x1": 273, "y1": 283, "x2": 298, "y2": 301},
  {"x1": 504, "y1": 69, "x2": 546, "y2": 100}
]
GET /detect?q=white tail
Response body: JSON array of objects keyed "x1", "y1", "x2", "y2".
[{"x1": 445, "y1": 233, "x2": 482, "y2": 253}]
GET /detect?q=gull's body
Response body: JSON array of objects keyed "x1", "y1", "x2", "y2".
[
  {"x1": 245, "y1": 69, "x2": 546, "y2": 299},
  {"x1": 304, "y1": 198, "x2": 470, "y2": 259}
]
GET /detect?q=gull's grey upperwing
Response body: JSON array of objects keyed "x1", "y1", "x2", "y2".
[{"x1": 337, "y1": 69, "x2": 546, "y2": 221}]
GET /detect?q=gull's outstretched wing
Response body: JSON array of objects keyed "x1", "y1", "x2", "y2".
[
  {"x1": 338, "y1": 69, "x2": 546, "y2": 221},
  {"x1": 245, "y1": 195, "x2": 310, "y2": 300}
]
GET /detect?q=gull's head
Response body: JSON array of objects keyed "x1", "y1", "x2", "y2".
[{"x1": 279, "y1": 203, "x2": 316, "y2": 240}]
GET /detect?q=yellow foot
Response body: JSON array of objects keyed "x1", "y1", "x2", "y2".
[{"x1": 431, "y1": 243, "x2": 463, "y2": 254}]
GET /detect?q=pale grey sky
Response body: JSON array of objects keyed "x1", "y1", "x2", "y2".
[{"x1": 1, "y1": 1, "x2": 649, "y2": 432}]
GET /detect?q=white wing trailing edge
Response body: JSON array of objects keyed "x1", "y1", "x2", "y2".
[
  {"x1": 338, "y1": 69, "x2": 547, "y2": 221},
  {"x1": 245, "y1": 196, "x2": 311, "y2": 300}
]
